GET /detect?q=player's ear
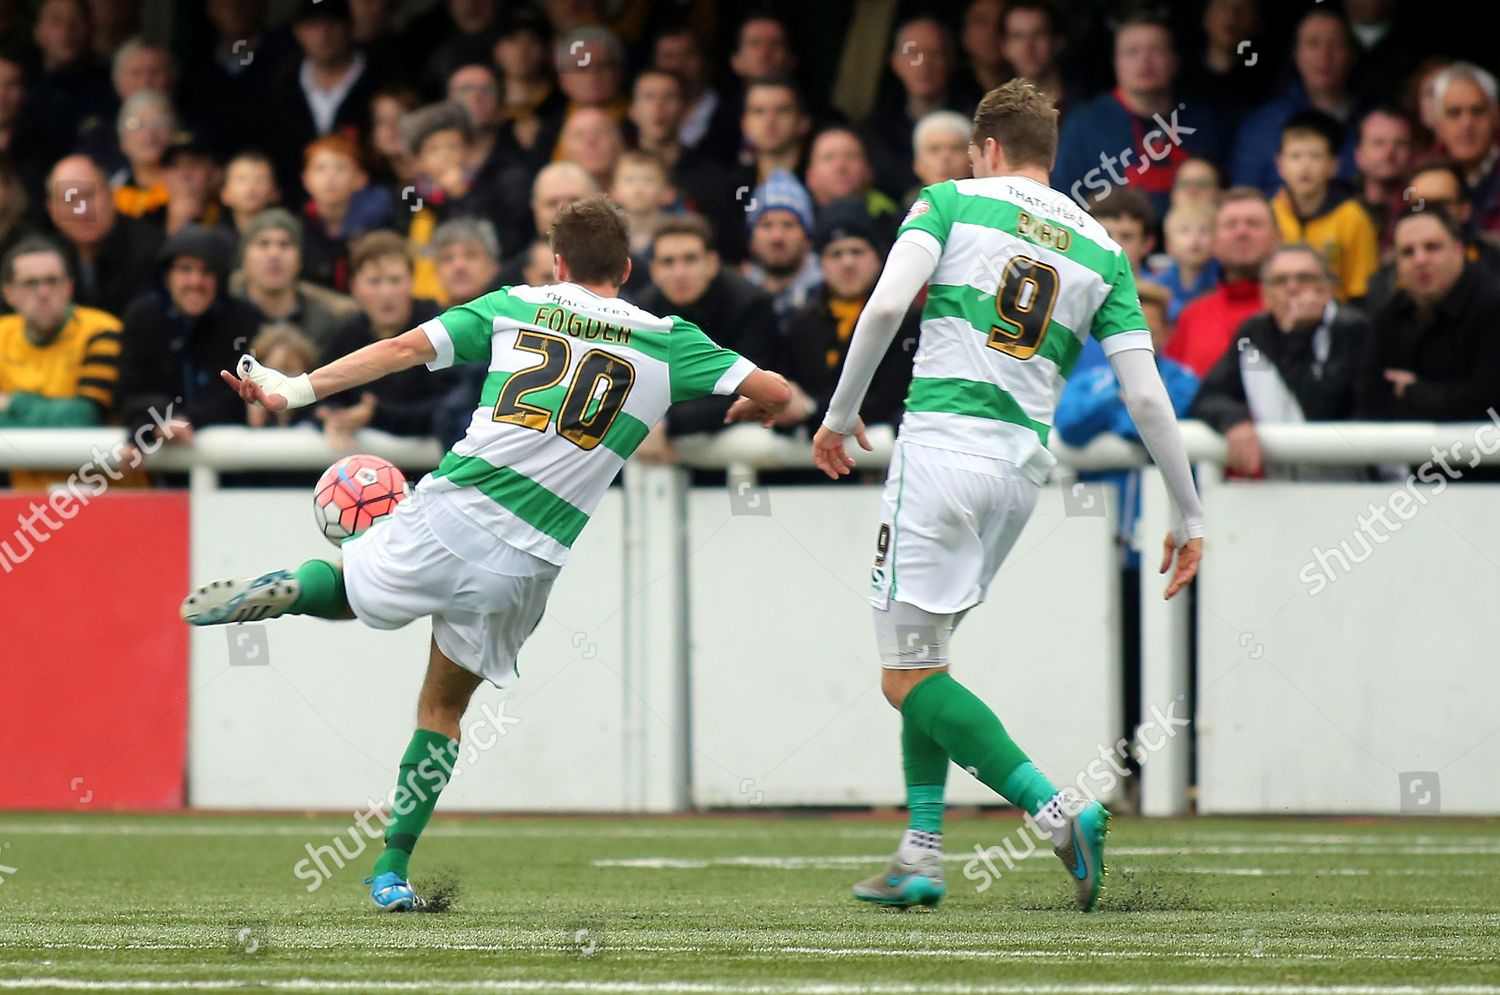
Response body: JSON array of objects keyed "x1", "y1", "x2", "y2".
[
  {"x1": 553, "y1": 254, "x2": 567, "y2": 281},
  {"x1": 618, "y1": 256, "x2": 632, "y2": 286}
]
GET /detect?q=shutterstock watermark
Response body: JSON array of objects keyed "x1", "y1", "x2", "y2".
[
  {"x1": 291, "y1": 699, "x2": 522, "y2": 892},
  {"x1": 1299, "y1": 410, "x2": 1500, "y2": 596},
  {"x1": 1069, "y1": 104, "x2": 1196, "y2": 208},
  {"x1": 0, "y1": 402, "x2": 184, "y2": 574},
  {"x1": 961, "y1": 696, "x2": 1190, "y2": 893}
]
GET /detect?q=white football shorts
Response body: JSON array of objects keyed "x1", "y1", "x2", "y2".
[
  {"x1": 870, "y1": 441, "x2": 1040, "y2": 665},
  {"x1": 341, "y1": 491, "x2": 559, "y2": 687}
]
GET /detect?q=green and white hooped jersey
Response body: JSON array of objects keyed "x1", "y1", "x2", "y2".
[
  {"x1": 896, "y1": 175, "x2": 1152, "y2": 481},
  {"x1": 418, "y1": 283, "x2": 754, "y2": 565}
]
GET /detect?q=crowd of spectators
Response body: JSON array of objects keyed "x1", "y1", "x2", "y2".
[{"x1": 0, "y1": 0, "x2": 1497, "y2": 491}]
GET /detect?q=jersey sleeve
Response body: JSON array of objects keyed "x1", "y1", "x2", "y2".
[
  {"x1": 667, "y1": 317, "x2": 755, "y2": 402},
  {"x1": 419, "y1": 288, "x2": 512, "y2": 369},
  {"x1": 894, "y1": 181, "x2": 957, "y2": 263},
  {"x1": 1090, "y1": 252, "x2": 1154, "y2": 356}
]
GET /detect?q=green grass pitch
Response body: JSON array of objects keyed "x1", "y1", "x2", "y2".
[{"x1": 1, "y1": 812, "x2": 1498, "y2": 993}]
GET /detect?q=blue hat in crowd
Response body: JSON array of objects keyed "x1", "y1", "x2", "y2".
[{"x1": 745, "y1": 169, "x2": 815, "y2": 234}]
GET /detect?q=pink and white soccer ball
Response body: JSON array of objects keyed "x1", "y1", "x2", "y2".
[{"x1": 312, "y1": 454, "x2": 409, "y2": 546}]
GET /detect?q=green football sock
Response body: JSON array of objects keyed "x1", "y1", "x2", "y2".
[
  {"x1": 372, "y1": 729, "x2": 458, "y2": 879},
  {"x1": 902, "y1": 672, "x2": 1058, "y2": 815},
  {"x1": 902, "y1": 716, "x2": 948, "y2": 834},
  {"x1": 289, "y1": 559, "x2": 348, "y2": 618}
]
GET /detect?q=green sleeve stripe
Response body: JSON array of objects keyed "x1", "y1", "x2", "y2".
[
  {"x1": 1089, "y1": 253, "x2": 1148, "y2": 344},
  {"x1": 903, "y1": 376, "x2": 1051, "y2": 445},
  {"x1": 623, "y1": 328, "x2": 671, "y2": 363},
  {"x1": 664, "y1": 316, "x2": 743, "y2": 401},
  {"x1": 432, "y1": 453, "x2": 590, "y2": 547},
  {"x1": 477, "y1": 372, "x2": 650, "y2": 459},
  {"x1": 945, "y1": 193, "x2": 1118, "y2": 279},
  {"x1": 922, "y1": 284, "x2": 1085, "y2": 378},
  {"x1": 671, "y1": 351, "x2": 739, "y2": 402}
]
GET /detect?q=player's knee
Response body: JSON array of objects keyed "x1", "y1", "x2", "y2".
[
  {"x1": 880, "y1": 673, "x2": 907, "y2": 710},
  {"x1": 881, "y1": 666, "x2": 945, "y2": 710}
]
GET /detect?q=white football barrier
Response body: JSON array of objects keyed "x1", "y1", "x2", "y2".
[{"x1": 3, "y1": 419, "x2": 1498, "y2": 816}]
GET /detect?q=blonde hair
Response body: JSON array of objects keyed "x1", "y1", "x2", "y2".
[{"x1": 1164, "y1": 201, "x2": 1217, "y2": 230}]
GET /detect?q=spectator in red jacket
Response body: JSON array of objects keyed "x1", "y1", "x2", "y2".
[{"x1": 1164, "y1": 186, "x2": 1280, "y2": 376}]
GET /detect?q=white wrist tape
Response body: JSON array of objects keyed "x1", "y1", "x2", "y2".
[{"x1": 238, "y1": 354, "x2": 317, "y2": 409}]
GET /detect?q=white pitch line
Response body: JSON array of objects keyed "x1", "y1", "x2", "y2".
[
  {"x1": 1185, "y1": 832, "x2": 1500, "y2": 847},
  {"x1": 2, "y1": 822, "x2": 1497, "y2": 847},
  {"x1": 6, "y1": 980, "x2": 1500, "y2": 994},
  {"x1": 591, "y1": 844, "x2": 1500, "y2": 870},
  {"x1": 0, "y1": 822, "x2": 747, "y2": 840},
  {"x1": 1156, "y1": 866, "x2": 1494, "y2": 877},
  {"x1": 4, "y1": 941, "x2": 1492, "y2": 965}
]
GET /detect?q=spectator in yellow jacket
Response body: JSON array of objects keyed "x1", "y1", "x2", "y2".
[
  {"x1": 0, "y1": 236, "x2": 124, "y2": 489},
  {"x1": 1272, "y1": 110, "x2": 1381, "y2": 304}
]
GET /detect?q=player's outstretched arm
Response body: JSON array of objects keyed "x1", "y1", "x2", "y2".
[
  {"x1": 221, "y1": 328, "x2": 438, "y2": 411},
  {"x1": 1108, "y1": 347, "x2": 1206, "y2": 599}
]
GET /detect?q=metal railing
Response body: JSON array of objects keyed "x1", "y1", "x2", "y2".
[{"x1": 1, "y1": 420, "x2": 1493, "y2": 475}]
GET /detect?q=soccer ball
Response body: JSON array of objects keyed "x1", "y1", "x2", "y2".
[{"x1": 313, "y1": 454, "x2": 409, "y2": 546}]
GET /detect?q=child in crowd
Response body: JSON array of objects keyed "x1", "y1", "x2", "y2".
[
  {"x1": 1087, "y1": 187, "x2": 1156, "y2": 275},
  {"x1": 1271, "y1": 111, "x2": 1380, "y2": 303},
  {"x1": 299, "y1": 135, "x2": 393, "y2": 293},
  {"x1": 245, "y1": 323, "x2": 317, "y2": 429},
  {"x1": 609, "y1": 150, "x2": 677, "y2": 257},
  {"x1": 220, "y1": 151, "x2": 281, "y2": 236},
  {"x1": 1155, "y1": 201, "x2": 1220, "y2": 322}
]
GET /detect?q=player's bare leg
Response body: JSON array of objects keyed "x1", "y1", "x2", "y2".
[
  {"x1": 367, "y1": 637, "x2": 483, "y2": 912},
  {"x1": 180, "y1": 560, "x2": 355, "y2": 625}
]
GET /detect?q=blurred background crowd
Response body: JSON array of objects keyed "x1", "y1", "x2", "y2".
[{"x1": 0, "y1": 0, "x2": 1496, "y2": 490}]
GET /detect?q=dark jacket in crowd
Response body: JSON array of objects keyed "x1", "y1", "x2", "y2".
[
  {"x1": 61, "y1": 217, "x2": 167, "y2": 319},
  {"x1": 318, "y1": 300, "x2": 455, "y2": 436},
  {"x1": 496, "y1": 86, "x2": 570, "y2": 176},
  {"x1": 227, "y1": 273, "x2": 361, "y2": 351},
  {"x1": 1194, "y1": 306, "x2": 1372, "y2": 432},
  {"x1": 114, "y1": 225, "x2": 258, "y2": 437},
  {"x1": 630, "y1": 271, "x2": 783, "y2": 436},
  {"x1": 259, "y1": 57, "x2": 384, "y2": 206},
  {"x1": 863, "y1": 78, "x2": 981, "y2": 200},
  {"x1": 781, "y1": 286, "x2": 917, "y2": 430},
  {"x1": 671, "y1": 150, "x2": 741, "y2": 266},
  {"x1": 1362, "y1": 264, "x2": 1500, "y2": 422},
  {"x1": 1362, "y1": 238, "x2": 1500, "y2": 316},
  {"x1": 15, "y1": 59, "x2": 115, "y2": 171},
  {"x1": 300, "y1": 187, "x2": 397, "y2": 293},
  {"x1": 432, "y1": 362, "x2": 487, "y2": 450},
  {"x1": 114, "y1": 291, "x2": 262, "y2": 438}
]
